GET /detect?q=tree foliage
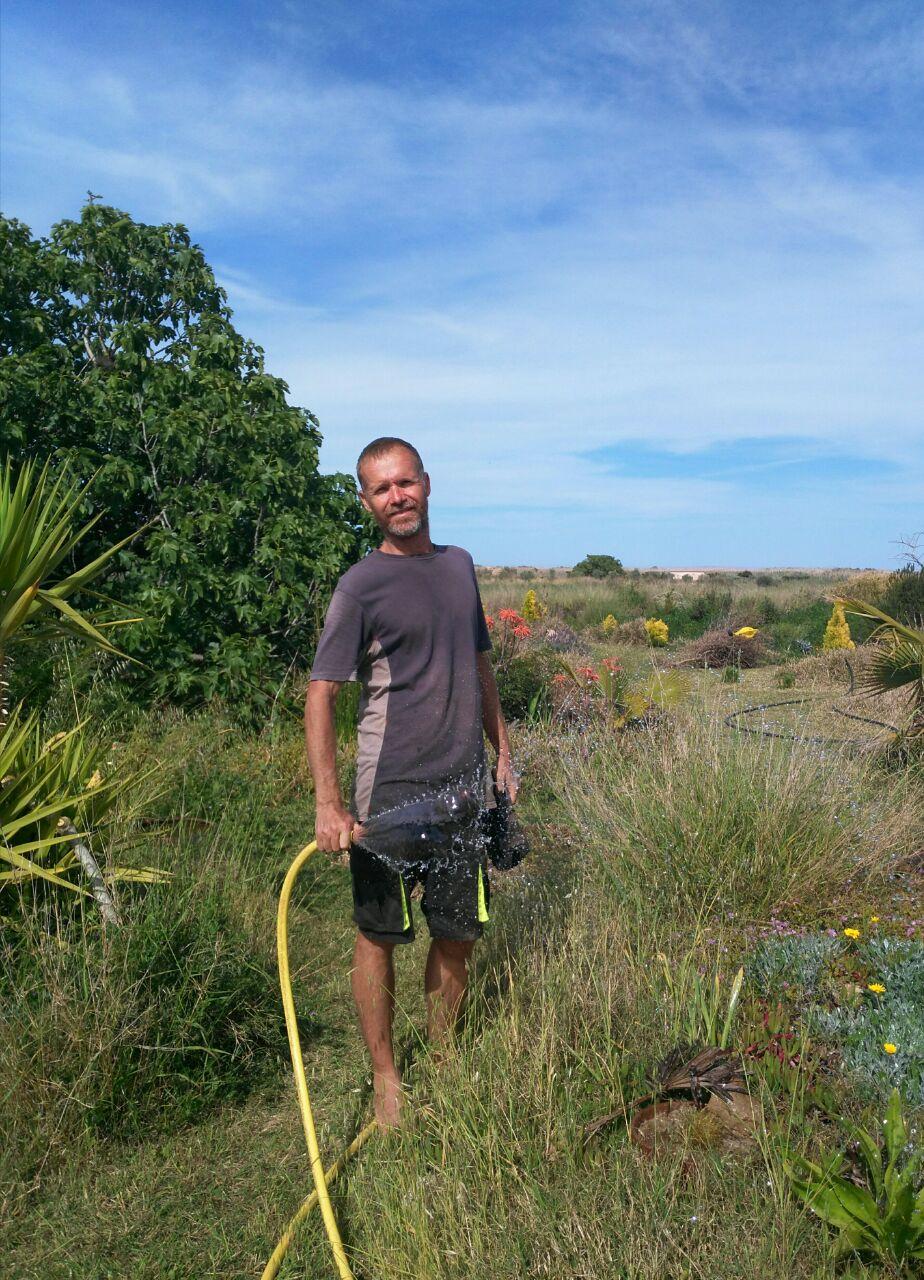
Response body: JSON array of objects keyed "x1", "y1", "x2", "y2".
[
  {"x1": 570, "y1": 553, "x2": 624, "y2": 579},
  {"x1": 0, "y1": 202, "x2": 374, "y2": 709}
]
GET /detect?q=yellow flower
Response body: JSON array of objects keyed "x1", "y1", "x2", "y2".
[
  {"x1": 870, "y1": 916, "x2": 879, "y2": 923},
  {"x1": 883, "y1": 1043, "x2": 897, "y2": 1055},
  {"x1": 843, "y1": 927, "x2": 861, "y2": 940},
  {"x1": 87, "y1": 769, "x2": 104, "y2": 790},
  {"x1": 867, "y1": 983, "x2": 886, "y2": 994}
]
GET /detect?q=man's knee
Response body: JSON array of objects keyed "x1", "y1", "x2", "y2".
[
  {"x1": 354, "y1": 930, "x2": 396, "y2": 969},
  {"x1": 432, "y1": 938, "x2": 475, "y2": 963}
]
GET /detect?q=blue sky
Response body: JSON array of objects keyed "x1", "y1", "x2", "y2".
[{"x1": 2, "y1": 0, "x2": 922, "y2": 567}]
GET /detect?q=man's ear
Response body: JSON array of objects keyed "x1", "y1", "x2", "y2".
[
  {"x1": 423, "y1": 471, "x2": 431, "y2": 496},
  {"x1": 358, "y1": 489, "x2": 372, "y2": 513}
]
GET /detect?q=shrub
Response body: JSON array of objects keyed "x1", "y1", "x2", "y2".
[
  {"x1": 494, "y1": 651, "x2": 555, "y2": 720},
  {"x1": 609, "y1": 617, "x2": 649, "y2": 645},
  {"x1": 722, "y1": 665, "x2": 741, "y2": 683},
  {"x1": 809, "y1": 938, "x2": 924, "y2": 1107},
  {"x1": 837, "y1": 570, "x2": 890, "y2": 607},
  {"x1": 754, "y1": 596, "x2": 781, "y2": 623},
  {"x1": 822, "y1": 602, "x2": 855, "y2": 650},
  {"x1": 601, "y1": 613, "x2": 617, "y2": 635},
  {"x1": 521, "y1": 589, "x2": 546, "y2": 623},
  {"x1": 881, "y1": 563, "x2": 924, "y2": 625},
  {"x1": 777, "y1": 669, "x2": 797, "y2": 689},
  {"x1": 644, "y1": 617, "x2": 669, "y2": 646},
  {"x1": 747, "y1": 934, "x2": 840, "y2": 1000},
  {"x1": 570, "y1": 554, "x2": 624, "y2": 578}
]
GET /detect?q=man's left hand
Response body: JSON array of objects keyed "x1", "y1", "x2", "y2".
[{"x1": 495, "y1": 754, "x2": 520, "y2": 804}]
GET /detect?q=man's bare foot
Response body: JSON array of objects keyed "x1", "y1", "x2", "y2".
[{"x1": 373, "y1": 1070, "x2": 404, "y2": 1129}]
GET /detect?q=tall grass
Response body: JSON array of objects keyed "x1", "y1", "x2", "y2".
[
  {"x1": 0, "y1": 709, "x2": 324, "y2": 1194},
  {"x1": 4, "y1": 684, "x2": 918, "y2": 1276},
  {"x1": 554, "y1": 713, "x2": 915, "y2": 921},
  {"x1": 291, "y1": 713, "x2": 915, "y2": 1279}
]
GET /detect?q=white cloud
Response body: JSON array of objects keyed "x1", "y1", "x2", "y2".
[{"x1": 2, "y1": 5, "x2": 922, "y2": 564}]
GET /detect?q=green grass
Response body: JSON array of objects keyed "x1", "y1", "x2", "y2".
[{"x1": 3, "y1": 605, "x2": 922, "y2": 1278}]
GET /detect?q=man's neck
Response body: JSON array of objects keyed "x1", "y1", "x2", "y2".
[{"x1": 378, "y1": 531, "x2": 436, "y2": 557}]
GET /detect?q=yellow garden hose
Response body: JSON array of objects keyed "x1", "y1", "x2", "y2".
[{"x1": 261, "y1": 841, "x2": 378, "y2": 1280}]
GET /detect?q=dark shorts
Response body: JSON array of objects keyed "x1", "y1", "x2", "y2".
[{"x1": 350, "y1": 843, "x2": 490, "y2": 945}]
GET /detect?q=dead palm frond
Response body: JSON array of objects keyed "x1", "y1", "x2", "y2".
[{"x1": 584, "y1": 1045, "x2": 747, "y2": 1141}]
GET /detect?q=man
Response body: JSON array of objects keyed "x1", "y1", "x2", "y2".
[{"x1": 305, "y1": 436, "x2": 517, "y2": 1128}]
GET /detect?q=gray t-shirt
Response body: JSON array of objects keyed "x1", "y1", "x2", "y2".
[{"x1": 310, "y1": 545, "x2": 493, "y2": 822}]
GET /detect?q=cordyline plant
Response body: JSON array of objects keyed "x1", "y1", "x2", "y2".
[
  {"x1": 0, "y1": 457, "x2": 158, "y2": 916},
  {"x1": 839, "y1": 597, "x2": 924, "y2": 736},
  {"x1": 0, "y1": 710, "x2": 164, "y2": 911},
  {"x1": 0, "y1": 456, "x2": 143, "y2": 724}
]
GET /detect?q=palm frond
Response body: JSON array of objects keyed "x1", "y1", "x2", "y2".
[{"x1": 840, "y1": 597, "x2": 924, "y2": 728}]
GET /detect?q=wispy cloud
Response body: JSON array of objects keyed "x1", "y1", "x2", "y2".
[
  {"x1": 2, "y1": 0, "x2": 922, "y2": 565},
  {"x1": 583, "y1": 437, "x2": 900, "y2": 486}
]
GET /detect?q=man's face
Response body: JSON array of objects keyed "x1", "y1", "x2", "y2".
[{"x1": 359, "y1": 448, "x2": 431, "y2": 539}]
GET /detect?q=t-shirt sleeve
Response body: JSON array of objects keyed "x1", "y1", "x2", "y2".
[{"x1": 310, "y1": 587, "x2": 370, "y2": 682}]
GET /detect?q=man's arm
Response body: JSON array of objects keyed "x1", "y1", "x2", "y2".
[
  {"x1": 305, "y1": 679, "x2": 358, "y2": 852},
  {"x1": 476, "y1": 651, "x2": 518, "y2": 803}
]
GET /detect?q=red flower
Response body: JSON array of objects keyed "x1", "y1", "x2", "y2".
[
  {"x1": 552, "y1": 672, "x2": 569, "y2": 685},
  {"x1": 512, "y1": 624, "x2": 531, "y2": 639},
  {"x1": 602, "y1": 657, "x2": 622, "y2": 672},
  {"x1": 578, "y1": 666, "x2": 599, "y2": 682},
  {"x1": 485, "y1": 614, "x2": 495, "y2": 631},
  {"x1": 498, "y1": 608, "x2": 521, "y2": 623}
]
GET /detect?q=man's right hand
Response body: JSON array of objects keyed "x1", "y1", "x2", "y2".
[{"x1": 315, "y1": 801, "x2": 359, "y2": 855}]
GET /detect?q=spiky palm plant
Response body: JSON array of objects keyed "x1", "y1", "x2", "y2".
[
  {"x1": 0, "y1": 708, "x2": 164, "y2": 907},
  {"x1": 1, "y1": 458, "x2": 156, "y2": 913},
  {"x1": 0, "y1": 457, "x2": 142, "y2": 725},
  {"x1": 839, "y1": 597, "x2": 924, "y2": 735}
]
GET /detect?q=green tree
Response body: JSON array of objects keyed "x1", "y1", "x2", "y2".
[
  {"x1": 0, "y1": 203, "x2": 374, "y2": 709},
  {"x1": 570, "y1": 553, "x2": 624, "y2": 579}
]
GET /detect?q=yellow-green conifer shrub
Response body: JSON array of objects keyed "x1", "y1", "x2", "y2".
[
  {"x1": 521, "y1": 589, "x2": 545, "y2": 623},
  {"x1": 645, "y1": 617, "x2": 669, "y2": 647},
  {"x1": 822, "y1": 601, "x2": 855, "y2": 650},
  {"x1": 602, "y1": 613, "x2": 617, "y2": 635}
]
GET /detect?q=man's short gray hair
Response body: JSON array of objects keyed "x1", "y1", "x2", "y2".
[{"x1": 356, "y1": 437, "x2": 425, "y2": 489}]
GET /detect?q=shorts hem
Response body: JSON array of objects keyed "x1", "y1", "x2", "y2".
[{"x1": 356, "y1": 923, "x2": 416, "y2": 946}]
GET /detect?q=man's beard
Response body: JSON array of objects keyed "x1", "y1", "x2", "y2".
[{"x1": 384, "y1": 507, "x2": 428, "y2": 538}]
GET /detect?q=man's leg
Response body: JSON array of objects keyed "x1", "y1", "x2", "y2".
[
  {"x1": 425, "y1": 938, "x2": 475, "y2": 1048},
  {"x1": 352, "y1": 930, "x2": 403, "y2": 1127}
]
